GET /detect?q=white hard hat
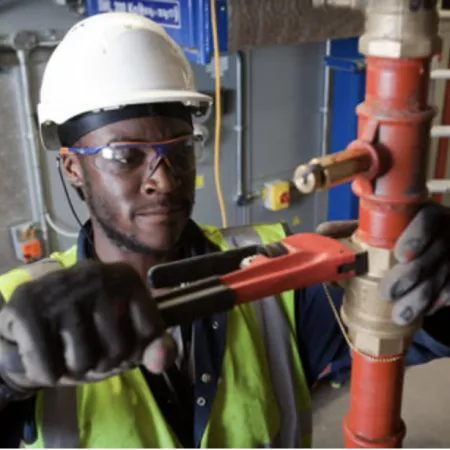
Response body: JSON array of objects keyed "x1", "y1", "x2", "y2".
[{"x1": 38, "y1": 12, "x2": 212, "y2": 150}]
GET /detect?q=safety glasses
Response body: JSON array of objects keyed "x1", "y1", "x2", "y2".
[{"x1": 60, "y1": 134, "x2": 199, "y2": 177}]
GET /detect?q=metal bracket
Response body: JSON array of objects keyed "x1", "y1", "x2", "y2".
[
  {"x1": 0, "y1": 29, "x2": 62, "y2": 52},
  {"x1": 324, "y1": 55, "x2": 366, "y2": 72},
  {"x1": 53, "y1": 0, "x2": 86, "y2": 15},
  {"x1": 235, "y1": 192, "x2": 258, "y2": 206},
  {"x1": 10, "y1": 31, "x2": 37, "y2": 52}
]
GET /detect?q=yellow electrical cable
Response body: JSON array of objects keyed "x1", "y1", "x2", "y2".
[{"x1": 210, "y1": 0, "x2": 228, "y2": 228}]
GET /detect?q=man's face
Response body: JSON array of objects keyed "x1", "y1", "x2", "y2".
[{"x1": 64, "y1": 115, "x2": 196, "y2": 255}]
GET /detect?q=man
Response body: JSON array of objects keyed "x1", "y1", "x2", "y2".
[{"x1": 0, "y1": 11, "x2": 450, "y2": 448}]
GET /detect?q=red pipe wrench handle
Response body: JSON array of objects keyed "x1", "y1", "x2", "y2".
[
  {"x1": 221, "y1": 233, "x2": 367, "y2": 304},
  {"x1": 0, "y1": 233, "x2": 367, "y2": 375},
  {"x1": 157, "y1": 233, "x2": 367, "y2": 323}
]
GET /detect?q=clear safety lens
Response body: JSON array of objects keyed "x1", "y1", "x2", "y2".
[{"x1": 94, "y1": 136, "x2": 198, "y2": 176}]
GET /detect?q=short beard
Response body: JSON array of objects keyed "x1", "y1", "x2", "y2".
[
  {"x1": 83, "y1": 173, "x2": 182, "y2": 258},
  {"x1": 96, "y1": 212, "x2": 168, "y2": 257}
]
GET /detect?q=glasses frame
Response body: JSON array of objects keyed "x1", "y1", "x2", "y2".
[{"x1": 59, "y1": 134, "x2": 197, "y2": 157}]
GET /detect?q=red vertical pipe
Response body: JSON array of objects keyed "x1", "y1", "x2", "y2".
[
  {"x1": 343, "y1": 353, "x2": 406, "y2": 448},
  {"x1": 344, "y1": 56, "x2": 435, "y2": 448},
  {"x1": 354, "y1": 57, "x2": 433, "y2": 249}
]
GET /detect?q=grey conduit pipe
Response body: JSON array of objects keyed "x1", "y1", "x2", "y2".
[
  {"x1": 314, "y1": 39, "x2": 333, "y2": 226},
  {"x1": 12, "y1": 31, "x2": 78, "y2": 249},
  {"x1": 235, "y1": 51, "x2": 247, "y2": 206},
  {"x1": 16, "y1": 46, "x2": 50, "y2": 252}
]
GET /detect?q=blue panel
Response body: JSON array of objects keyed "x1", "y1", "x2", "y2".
[
  {"x1": 326, "y1": 37, "x2": 366, "y2": 221},
  {"x1": 84, "y1": 0, "x2": 228, "y2": 65}
]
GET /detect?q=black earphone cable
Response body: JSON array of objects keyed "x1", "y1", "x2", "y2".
[{"x1": 56, "y1": 156, "x2": 94, "y2": 248}]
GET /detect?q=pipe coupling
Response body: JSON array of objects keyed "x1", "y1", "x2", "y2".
[
  {"x1": 359, "y1": 0, "x2": 441, "y2": 58},
  {"x1": 340, "y1": 234, "x2": 421, "y2": 357}
]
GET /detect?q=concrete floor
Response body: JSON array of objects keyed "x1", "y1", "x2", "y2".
[{"x1": 312, "y1": 359, "x2": 450, "y2": 448}]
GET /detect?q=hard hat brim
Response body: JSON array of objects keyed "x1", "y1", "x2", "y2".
[{"x1": 39, "y1": 90, "x2": 213, "y2": 150}]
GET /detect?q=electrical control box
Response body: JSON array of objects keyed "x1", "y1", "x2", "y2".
[
  {"x1": 9, "y1": 221, "x2": 43, "y2": 264},
  {"x1": 262, "y1": 180, "x2": 291, "y2": 212},
  {"x1": 84, "y1": 0, "x2": 228, "y2": 65}
]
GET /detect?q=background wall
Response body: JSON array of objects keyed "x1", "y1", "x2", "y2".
[
  {"x1": 1, "y1": 1, "x2": 449, "y2": 275},
  {"x1": 0, "y1": 0, "x2": 328, "y2": 272},
  {"x1": 0, "y1": 64, "x2": 33, "y2": 272},
  {"x1": 0, "y1": 0, "x2": 79, "y2": 272}
]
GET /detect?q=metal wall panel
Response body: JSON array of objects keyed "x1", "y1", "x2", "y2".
[
  {"x1": 247, "y1": 43, "x2": 326, "y2": 233},
  {"x1": 0, "y1": 0, "x2": 327, "y2": 266},
  {"x1": 0, "y1": 67, "x2": 32, "y2": 272},
  {"x1": 191, "y1": 42, "x2": 326, "y2": 233},
  {"x1": 0, "y1": 47, "x2": 328, "y2": 259},
  {"x1": 0, "y1": 0, "x2": 80, "y2": 265},
  {"x1": 190, "y1": 55, "x2": 246, "y2": 228},
  {"x1": 0, "y1": 0, "x2": 79, "y2": 35}
]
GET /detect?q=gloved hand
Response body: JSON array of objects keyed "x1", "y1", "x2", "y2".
[
  {"x1": 379, "y1": 202, "x2": 450, "y2": 325},
  {"x1": 0, "y1": 260, "x2": 176, "y2": 393},
  {"x1": 317, "y1": 202, "x2": 450, "y2": 326}
]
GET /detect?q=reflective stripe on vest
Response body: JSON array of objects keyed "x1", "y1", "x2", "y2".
[
  {"x1": 23, "y1": 260, "x2": 80, "y2": 449},
  {"x1": 41, "y1": 387, "x2": 79, "y2": 448},
  {"x1": 23, "y1": 259, "x2": 62, "y2": 279},
  {"x1": 221, "y1": 226, "x2": 312, "y2": 447}
]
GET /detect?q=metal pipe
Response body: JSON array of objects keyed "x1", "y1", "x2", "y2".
[
  {"x1": 314, "y1": 39, "x2": 333, "y2": 226},
  {"x1": 343, "y1": 353, "x2": 406, "y2": 448},
  {"x1": 354, "y1": 56, "x2": 434, "y2": 247},
  {"x1": 320, "y1": 40, "x2": 332, "y2": 158},
  {"x1": 16, "y1": 47, "x2": 49, "y2": 252},
  {"x1": 13, "y1": 67, "x2": 40, "y2": 227},
  {"x1": 235, "y1": 51, "x2": 251, "y2": 206},
  {"x1": 293, "y1": 1, "x2": 440, "y2": 447},
  {"x1": 440, "y1": 10, "x2": 450, "y2": 20},
  {"x1": 341, "y1": 0, "x2": 440, "y2": 445},
  {"x1": 431, "y1": 124, "x2": 450, "y2": 137},
  {"x1": 431, "y1": 68, "x2": 450, "y2": 79},
  {"x1": 6, "y1": 32, "x2": 77, "y2": 245},
  {"x1": 427, "y1": 178, "x2": 450, "y2": 194},
  {"x1": 432, "y1": 47, "x2": 450, "y2": 203},
  {"x1": 293, "y1": 144, "x2": 376, "y2": 194},
  {"x1": 339, "y1": 54, "x2": 436, "y2": 448},
  {"x1": 45, "y1": 214, "x2": 78, "y2": 239}
]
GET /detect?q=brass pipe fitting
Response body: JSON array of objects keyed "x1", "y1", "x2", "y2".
[
  {"x1": 339, "y1": 234, "x2": 421, "y2": 357},
  {"x1": 359, "y1": 0, "x2": 441, "y2": 58},
  {"x1": 293, "y1": 143, "x2": 376, "y2": 194}
]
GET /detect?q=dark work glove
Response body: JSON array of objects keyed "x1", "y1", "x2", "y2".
[
  {"x1": 379, "y1": 202, "x2": 450, "y2": 325},
  {"x1": 317, "y1": 203, "x2": 450, "y2": 326},
  {"x1": 0, "y1": 260, "x2": 176, "y2": 392}
]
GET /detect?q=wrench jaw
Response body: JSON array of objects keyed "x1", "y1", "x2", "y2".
[{"x1": 150, "y1": 231, "x2": 368, "y2": 312}]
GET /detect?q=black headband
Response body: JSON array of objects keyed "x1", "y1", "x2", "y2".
[{"x1": 57, "y1": 102, "x2": 192, "y2": 147}]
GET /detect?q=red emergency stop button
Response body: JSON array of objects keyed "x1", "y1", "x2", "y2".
[{"x1": 280, "y1": 191, "x2": 290, "y2": 204}]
